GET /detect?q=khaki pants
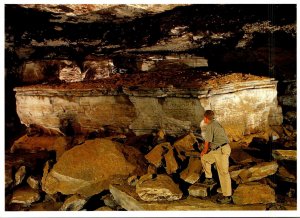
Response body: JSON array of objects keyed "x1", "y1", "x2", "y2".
[{"x1": 201, "y1": 144, "x2": 232, "y2": 196}]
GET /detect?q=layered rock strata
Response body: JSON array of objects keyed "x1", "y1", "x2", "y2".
[{"x1": 14, "y1": 75, "x2": 282, "y2": 138}]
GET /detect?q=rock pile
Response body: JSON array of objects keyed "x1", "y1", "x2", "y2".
[{"x1": 5, "y1": 115, "x2": 296, "y2": 211}]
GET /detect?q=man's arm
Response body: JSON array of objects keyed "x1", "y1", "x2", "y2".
[{"x1": 201, "y1": 141, "x2": 210, "y2": 157}]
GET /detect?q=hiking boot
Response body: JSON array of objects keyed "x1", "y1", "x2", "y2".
[
  {"x1": 202, "y1": 178, "x2": 216, "y2": 185},
  {"x1": 216, "y1": 196, "x2": 232, "y2": 204}
]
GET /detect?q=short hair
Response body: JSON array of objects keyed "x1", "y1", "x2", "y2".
[{"x1": 204, "y1": 110, "x2": 215, "y2": 120}]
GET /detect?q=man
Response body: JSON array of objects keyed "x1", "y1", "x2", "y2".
[{"x1": 200, "y1": 110, "x2": 232, "y2": 204}]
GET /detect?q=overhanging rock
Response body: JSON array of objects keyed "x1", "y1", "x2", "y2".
[{"x1": 14, "y1": 77, "x2": 282, "y2": 138}]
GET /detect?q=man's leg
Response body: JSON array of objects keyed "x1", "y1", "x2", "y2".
[
  {"x1": 214, "y1": 144, "x2": 232, "y2": 196},
  {"x1": 201, "y1": 151, "x2": 216, "y2": 179}
]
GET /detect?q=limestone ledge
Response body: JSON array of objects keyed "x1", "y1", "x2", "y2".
[
  {"x1": 14, "y1": 79, "x2": 282, "y2": 137},
  {"x1": 14, "y1": 78, "x2": 276, "y2": 98}
]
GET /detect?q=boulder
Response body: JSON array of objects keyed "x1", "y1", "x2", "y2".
[
  {"x1": 59, "y1": 194, "x2": 87, "y2": 211},
  {"x1": 188, "y1": 182, "x2": 217, "y2": 197},
  {"x1": 232, "y1": 182, "x2": 276, "y2": 205},
  {"x1": 42, "y1": 138, "x2": 136, "y2": 197},
  {"x1": 27, "y1": 176, "x2": 40, "y2": 190},
  {"x1": 144, "y1": 142, "x2": 171, "y2": 167},
  {"x1": 164, "y1": 148, "x2": 179, "y2": 174},
  {"x1": 173, "y1": 133, "x2": 197, "y2": 160},
  {"x1": 136, "y1": 174, "x2": 183, "y2": 201},
  {"x1": 230, "y1": 161, "x2": 278, "y2": 184},
  {"x1": 11, "y1": 135, "x2": 70, "y2": 160},
  {"x1": 11, "y1": 186, "x2": 41, "y2": 206},
  {"x1": 15, "y1": 166, "x2": 26, "y2": 186},
  {"x1": 180, "y1": 157, "x2": 202, "y2": 184},
  {"x1": 276, "y1": 166, "x2": 296, "y2": 183},
  {"x1": 272, "y1": 149, "x2": 297, "y2": 161}
]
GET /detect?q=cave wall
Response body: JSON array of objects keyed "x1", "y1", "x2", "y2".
[
  {"x1": 5, "y1": 4, "x2": 296, "y2": 146},
  {"x1": 14, "y1": 78, "x2": 282, "y2": 139}
]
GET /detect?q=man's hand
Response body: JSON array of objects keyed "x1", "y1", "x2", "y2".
[{"x1": 201, "y1": 141, "x2": 210, "y2": 157}]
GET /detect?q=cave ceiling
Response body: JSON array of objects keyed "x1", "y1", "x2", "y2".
[{"x1": 5, "y1": 4, "x2": 297, "y2": 79}]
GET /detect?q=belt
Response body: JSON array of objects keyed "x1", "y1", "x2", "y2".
[{"x1": 211, "y1": 143, "x2": 228, "y2": 151}]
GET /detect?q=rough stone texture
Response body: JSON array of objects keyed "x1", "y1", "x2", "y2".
[
  {"x1": 278, "y1": 81, "x2": 296, "y2": 108},
  {"x1": 5, "y1": 168, "x2": 13, "y2": 189},
  {"x1": 174, "y1": 133, "x2": 197, "y2": 152},
  {"x1": 11, "y1": 186, "x2": 41, "y2": 206},
  {"x1": 18, "y1": 4, "x2": 183, "y2": 23},
  {"x1": 26, "y1": 176, "x2": 40, "y2": 190},
  {"x1": 42, "y1": 138, "x2": 136, "y2": 197},
  {"x1": 230, "y1": 161, "x2": 278, "y2": 184},
  {"x1": 180, "y1": 157, "x2": 202, "y2": 184},
  {"x1": 15, "y1": 166, "x2": 26, "y2": 186},
  {"x1": 232, "y1": 183, "x2": 276, "y2": 205},
  {"x1": 144, "y1": 142, "x2": 170, "y2": 167},
  {"x1": 188, "y1": 183, "x2": 217, "y2": 197},
  {"x1": 14, "y1": 77, "x2": 281, "y2": 138},
  {"x1": 110, "y1": 184, "x2": 266, "y2": 210},
  {"x1": 102, "y1": 193, "x2": 118, "y2": 209},
  {"x1": 59, "y1": 194, "x2": 87, "y2": 211},
  {"x1": 58, "y1": 61, "x2": 85, "y2": 83},
  {"x1": 272, "y1": 149, "x2": 297, "y2": 161},
  {"x1": 11, "y1": 135, "x2": 70, "y2": 160},
  {"x1": 136, "y1": 174, "x2": 183, "y2": 202},
  {"x1": 164, "y1": 148, "x2": 179, "y2": 174},
  {"x1": 276, "y1": 166, "x2": 296, "y2": 183},
  {"x1": 83, "y1": 58, "x2": 114, "y2": 80}
]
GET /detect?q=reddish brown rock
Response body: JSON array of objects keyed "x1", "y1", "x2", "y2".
[
  {"x1": 42, "y1": 138, "x2": 136, "y2": 197},
  {"x1": 11, "y1": 135, "x2": 70, "y2": 160}
]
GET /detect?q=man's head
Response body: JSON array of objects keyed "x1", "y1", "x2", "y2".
[{"x1": 203, "y1": 110, "x2": 215, "y2": 124}]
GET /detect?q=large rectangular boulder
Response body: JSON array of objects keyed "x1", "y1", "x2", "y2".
[{"x1": 232, "y1": 182, "x2": 276, "y2": 205}]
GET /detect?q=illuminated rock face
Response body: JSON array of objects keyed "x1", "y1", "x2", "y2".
[{"x1": 14, "y1": 78, "x2": 282, "y2": 139}]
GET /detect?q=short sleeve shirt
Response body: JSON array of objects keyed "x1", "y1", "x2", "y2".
[{"x1": 205, "y1": 120, "x2": 229, "y2": 150}]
